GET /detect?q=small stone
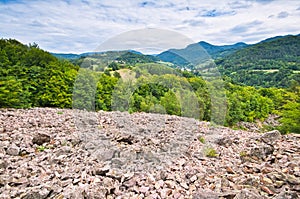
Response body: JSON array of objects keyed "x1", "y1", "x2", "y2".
[
  {"x1": 165, "y1": 180, "x2": 176, "y2": 189},
  {"x1": 180, "y1": 182, "x2": 189, "y2": 189},
  {"x1": 274, "y1": 181, "x2": 284, "y2": 188},
  {"x1": 261, "y1": 167, "x2": 273, "y2": 174},
  {"x1": 159, "y1": 188, "x2": 172, "y2": 198},
  {"x1": 93, "y1": 177, "x2": 101, "y2": 183},
  {"x1": 261, "y1": 177, "x2": 273, "y2": 184},
  {"x1": 6, "y1": 145, "x2": 20, "y2": 156},
  {"x1": 261, "y1": 185, "x2": 274, "y2": 195},
  {"x1": 139, "y1": 186, "x2": 150, "y2": 193},
  {"x1": 32, "y1": 133, "x2": 51, "y2": 145},
  {"x1": 11, "y1": 177, "x2": 29, "y2": 185},
  {"x1": 54, "y1": 194, "x2": 64, "y2": 199},
  {"x1": 95, "y1": 165, "x2": 110, "y2": 176},
  {"x1": 155, "y1": 180, "x2": 164, "y2": 190},
  {"x1": 123, "y1": 178, "x2": 137, "y2": 188},
  {"x1": 226, "y1": 166, "x2": 235, "y2": 174},
  {"x1": 73, "y1": 178, "x2": 80, "y2": 185},
  {"x1": 286, "y1": 174, "x2": 300, "y2": 184},
  {"x1": 190, "y1": 175, "x2": 197, "y2": 182},
  {"x1": 0, "y1": 160, "x2": 8, "y2": 169}
]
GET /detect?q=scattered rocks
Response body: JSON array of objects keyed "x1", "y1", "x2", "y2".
[{"x1": 0, "y1": 108, "x2": 299, "y2": 198}]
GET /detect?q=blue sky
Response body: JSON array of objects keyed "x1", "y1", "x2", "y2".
[{"x1": 0, "y1": 0, "x2": 299, "y2": 53}]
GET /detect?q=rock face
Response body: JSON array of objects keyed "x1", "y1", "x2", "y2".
[{"x1": 0, "y1": 108, "x2": 299, "y2": 198}]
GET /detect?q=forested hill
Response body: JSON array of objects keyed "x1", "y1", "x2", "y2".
[
  {"x1": 157, "y1": 34, "x2": 300, "y2": 88},
  {"x1": 0, "y1": 38, "x2": 78, "y2": 108},
  {"x1": 0, "y1": 38, "x2": 299, "y2": 133},
  {"x1": 216, "y1": 35, "x2": 300, "y2": 88}
]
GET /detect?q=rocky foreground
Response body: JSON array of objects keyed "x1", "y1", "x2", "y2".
[{"x1": 0, "y1": 108, "x2": 299, "y2": 199}]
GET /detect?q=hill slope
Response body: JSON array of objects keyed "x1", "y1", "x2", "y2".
[
  {"x1": 216, "y1": 34, "x2": 300, "y2": 88},
  {"x1": 0, "y1": 38, "x2": 78, "y2": 108}
]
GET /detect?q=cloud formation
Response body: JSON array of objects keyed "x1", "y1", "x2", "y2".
[
  {"x1": 0, "y1": 0, "x2": 299, "y2": 53},
  {"x1": 277, "y1": 11, "x2": 289, "y2": 18}
]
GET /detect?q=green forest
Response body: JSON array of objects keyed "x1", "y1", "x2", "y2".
[
  {"x1": 0, "y1": 38, "x2": 299, "y2": 134},
  {"x1": 216, "y1": 35, "x2": 300, "y2": 88}
]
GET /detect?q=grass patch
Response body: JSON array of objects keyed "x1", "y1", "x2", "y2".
[
  {"x1": 239, "y1": 151, "x2": 247, "y2": 157},
  {"x1": 204, "y1": 147, "x2": 218, "y2": 157},
  {"x1": 36, "y1": 145, "x2": 46, "y2": 152},
  {"x1": 198, "y1": 136, "x2": 206, "y2": 144}
]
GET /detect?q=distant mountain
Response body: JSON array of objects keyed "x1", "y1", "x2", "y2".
[
  {"x1": 197, "y1": 41, "x2": 248, "y2": 58},
  {"x1": 156, "y1": 41, "x2": 248, "y2": 67},
  {"x1": 52, "y1": 50, "x2": 144, "y2": 60},
  {"x1": 51, "y1": 53, "x2": 81, "y2": 60},
  {"x1": 216, "y1": 34, "x2": 300, "y2": 88}
]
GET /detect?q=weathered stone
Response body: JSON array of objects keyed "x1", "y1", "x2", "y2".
[
  {"x1": 261, "y1": 177, "x2": 273, "y2": 185},
  {"x1": 261, "y1": 185, "x2": 274, "y2": 195},
  {"x1": 260, "y1": 130, "x2": 281, "y2": 144},
  {"x1": 286, "y1": 174, "x2": 300, "y2": 184},
  {"x1": 6, "y1": 144, "x2": 20, "y2": 156},
  {"x1": 95, "y1": 165, "x2": 110, "y2": 176},
  {"x1": 0, "y1": 159, "x2": 8, "y2": 169},
  {"x1": 139, "y1": 186, "x2": 150, "y2": 193},
  {"x1": 249, "y1": 144, "x2": 274, "y2": 160},
  {"x1": 159, "y1": 188, "x2": 172, "y2": 198},
  {"x1": 32, "y1": 133, "x2": 51, "y2": 145},
  {"x1": 215, "y1": 136, "x2": 233, "y2": 146}
]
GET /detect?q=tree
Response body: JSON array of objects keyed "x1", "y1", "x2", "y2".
[{"x1": 279, "y1": 101, "x2": 300, "y2": 134}]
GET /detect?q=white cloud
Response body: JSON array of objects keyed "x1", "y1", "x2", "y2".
[{"x1": 0, "y1": 0, "x2": 299, "y2": 53}]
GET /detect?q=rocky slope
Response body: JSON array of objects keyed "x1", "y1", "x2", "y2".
[{"x1": 0, "y1": 108, "x2": 299, "y2": 199}]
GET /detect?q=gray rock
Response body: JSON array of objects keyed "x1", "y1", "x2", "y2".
[
  {"x1": 215, "y1": 136, "x2": 233, "y2": 146},
  {"x1": 32, "y1": 133, "x2": 51, "y2": 145},
  {"x1": 92, "y1": 148, "x2": 117, "y2": 162},
  {"x1": 0, "y1": 159, "x2": 8, "y2": 169},
  {"x1": 6, "y1": 144, "x2": 20, "y2": 156},
  {"x1": 260, "y1": 130, "x2": 281, "y2": 144},
  {"x1": 249, "y1": 144, "x2": 274, "y2": 160}
]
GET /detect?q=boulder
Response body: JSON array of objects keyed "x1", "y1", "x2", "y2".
[{"x1": 260, "y1": 130, "x2": 281, "y2": 144}]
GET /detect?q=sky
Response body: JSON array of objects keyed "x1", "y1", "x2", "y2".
[{"x1": 0, "y1": 0, "x2": 299, "y2": 54}]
